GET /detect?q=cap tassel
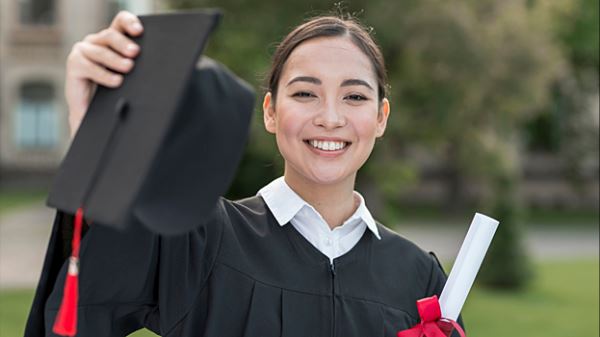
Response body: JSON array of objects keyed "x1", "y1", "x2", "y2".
[
  {"x1": 52, "y1": 260, "x2": 79, "y2": 336},
  {"x1": 53, "y1": 208, "x2": 84, "y2": 336}
]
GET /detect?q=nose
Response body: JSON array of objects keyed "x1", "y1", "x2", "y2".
[{"x1": 313, "y1": 101, "x2": 346, "y2": 129}]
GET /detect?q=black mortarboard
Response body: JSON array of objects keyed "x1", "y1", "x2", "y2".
[
  {"x1": 47, "y1": 11, "x2": 254, "y2": 336},
  {"x1": 47, "y1": 11, "x2": 255, "y2": 235}
]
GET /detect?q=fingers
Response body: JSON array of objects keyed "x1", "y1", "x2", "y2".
[
  {"x1": 110, "y1": 10, "x2": 144, "y2": 37},
  {"x1": 84, "y1": 10, "x2": 143, "y2": 58},
  {"x1": 67, "y1": 45, "x2": 123, "y2": 88},
  {"x1": 84, "y1": 27, "x2": 140, "y2": 59},
  {"x1": 79, "y1": 58, "x2": 123, "y2": 88},
  {"x1": 78, "y1": 41, "x2": 134, "y2": 74},
  {"x1": 66, "y1": 11, "x2": 142, "y2": 91},
  {"x1": 63, "y1": 11, "x2": 141, "y2": 136},
  {"x1": 80, "y1": 57, "x2": 123, "y2": 88}
]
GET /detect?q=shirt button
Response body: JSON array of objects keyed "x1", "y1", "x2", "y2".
[{"x1": 325, "y1": 238, "x2": 333, "y2": 246}]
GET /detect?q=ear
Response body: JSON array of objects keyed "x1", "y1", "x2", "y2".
[
  {"x1": 263, "y1": 92, "x2": 277, "y2": 134},
  {"x1": 376, "y1": 98, "x2": 390, "y2": 137}
]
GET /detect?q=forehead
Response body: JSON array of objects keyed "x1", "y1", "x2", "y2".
[{"x1": 280, "y1": 36, "x2": 375, "y2": 84}]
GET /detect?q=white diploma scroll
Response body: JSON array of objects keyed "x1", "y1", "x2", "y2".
[{"x1": 438, "y1": 213, "x2": 499, "y2": 321}]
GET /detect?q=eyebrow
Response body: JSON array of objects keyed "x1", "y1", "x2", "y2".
[
  {"x1": 341, "y1": 79, "x2": 374, "y2": 91},
  {"x1": 286, "y1": 76, "x2": 321, "y2": 86},
  {"x1": 286, "y1": 76, "x2": 374, "y2": 91}
]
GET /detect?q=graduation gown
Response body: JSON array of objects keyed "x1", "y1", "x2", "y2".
[{"x1": 25, "y1": 196, "x2": 465, "y2": 337}]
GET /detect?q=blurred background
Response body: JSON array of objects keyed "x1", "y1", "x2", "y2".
[{"x1": 0, "y1": 0, "x2": 598, "y2": 336}]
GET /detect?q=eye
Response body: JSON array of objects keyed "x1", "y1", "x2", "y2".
[
  {"x1": 292, "y1": 91, "x2": 316, "y2": 98},
  {"x1": 344, "y1": 94, "x2": 368, "y2": 101}
]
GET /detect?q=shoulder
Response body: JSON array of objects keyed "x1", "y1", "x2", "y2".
[
  {"x1": 217, "y1": 195, "x2": 270, "y2": 220},
  {"x1": 375, "y1": 222, "x2": 432, "y2": 260},
  {"x1": 214, "y1": 195, "x2": 275, "y2": 237},
  {"x1": 371, "y1": 222, "x2": 438, "y2": 280}
]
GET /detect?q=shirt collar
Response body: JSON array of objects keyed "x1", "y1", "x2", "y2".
[{"x1": 257, "y1": 177, "x2": 381, "y2": 240}]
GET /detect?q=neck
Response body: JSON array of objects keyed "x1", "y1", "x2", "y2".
[{"x1": 284, "y1": 167, "x2": 358, "y2": 230}]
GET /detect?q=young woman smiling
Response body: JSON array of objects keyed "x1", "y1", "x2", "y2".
[
  {"x1": 26, "y1": 11, "x2": 463, "y2": 337},
  {"x1": 263, "y1": 32, "x2": 390, "y2": 231}
]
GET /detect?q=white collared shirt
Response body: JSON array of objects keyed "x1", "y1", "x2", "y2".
[{"x1": 257, "y1": 177, "x2": 381, "y2": 264}]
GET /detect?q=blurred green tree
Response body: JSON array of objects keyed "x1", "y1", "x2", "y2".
[
  {"x1": 364, "y1": 0, "x2": 565, "y2": 288},
  {"x1": 547, "y1": 0, "x2": 598, "y2": 189}
]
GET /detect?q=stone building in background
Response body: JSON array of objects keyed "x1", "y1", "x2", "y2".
[{"x1": 0, "y1": 0, "x2": 156, "y2": 188}]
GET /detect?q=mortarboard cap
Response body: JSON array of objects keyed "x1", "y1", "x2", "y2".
[
  {"x1": 47, "y1": 11, "x2": 255, "y2": 235},
  {"x1": 48, "y1": 11, "x2": 255, "y2": 335}
]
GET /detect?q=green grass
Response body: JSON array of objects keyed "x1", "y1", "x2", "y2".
[
  {"x1": 462, "y1": 259, "x2": 599, "y2": 337},
  {"x1": 0, "y1": 190, "x2": 46, "y2": 213},
  {"x1": 1, "y1": 260, "x2": 598, "y2": 336},
  {"x1": 0, "y1": 289, "x2": 35, "y2": 337}
]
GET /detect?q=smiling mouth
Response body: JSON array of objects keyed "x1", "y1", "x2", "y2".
[{"x1": 304, "y1": 139, "x2": 351, "y2": 151}]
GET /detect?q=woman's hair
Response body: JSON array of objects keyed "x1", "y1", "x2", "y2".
[{"x1": 266, "y1": 15, "x2": 388, "y2": 103}]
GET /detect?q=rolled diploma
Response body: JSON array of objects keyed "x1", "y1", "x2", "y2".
[{"x1": 438, "y1": 213, "x2": 499, "y2": 321}]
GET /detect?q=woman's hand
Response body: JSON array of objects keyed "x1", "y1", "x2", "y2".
[{"x1": 65, "y1": 11, "x2": 143, "y2": 137}]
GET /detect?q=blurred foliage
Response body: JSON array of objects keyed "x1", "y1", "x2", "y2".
[
  {"x1": 524, "y1": 0, "x2": 599, "y2": 188},
  {"x1": 478, "y1": 173, "x2": 533, "y2": 289},
  {"x1": 165, "y1": 0, "x2": 598, "y2": 288},
  {"x1": 559, "y1": 0, "x2": 599, "y2": 73}
]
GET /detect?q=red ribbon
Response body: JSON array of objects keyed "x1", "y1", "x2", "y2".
[{"x1": 397, "y1": 296, "x2": 466, "y2": 337}]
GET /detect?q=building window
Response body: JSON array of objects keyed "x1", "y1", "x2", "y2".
[
  {"x1": 19, "y1": 0, "x2": 55, "y2": 25},
  {"x1": 14, "y1": 82, "x2": 59, "y2": 149}
]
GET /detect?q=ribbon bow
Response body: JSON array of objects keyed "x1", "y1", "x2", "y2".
[{"x1": 397, "y1": 296, "x2": 466, "y2": 337}]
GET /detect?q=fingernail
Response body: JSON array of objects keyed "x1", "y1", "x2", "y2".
[
  {"x1": 132, "y1": 22, "x2": 143, "y2": 32},
  {"x1": 127, "y1": 44, "x2": 138, "y2": 52}
]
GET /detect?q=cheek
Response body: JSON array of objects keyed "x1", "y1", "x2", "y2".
[
  {"x1": 274, "y1": 111, "x2": 307, "y2": 157},
  {"x1": 276, "y1": 104, "x2": 309, "y2": 139},
  {"x1": 351, "y1": 111, "x2": 381, "y2": 139},
  {"x1": 278, "y1": 115, "x2": 301, "y2": 138}
]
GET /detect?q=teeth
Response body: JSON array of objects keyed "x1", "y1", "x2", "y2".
[{"x1": 309, "y1": 140, "x2": 347, "y2": 151}]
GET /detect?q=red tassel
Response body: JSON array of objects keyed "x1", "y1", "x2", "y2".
[
  {"x1": 53, "y1": 208, "x2": 84, "y2": 336},
  {"x1": 52, "y1": 260, "x2": 79, "y2": 336}
]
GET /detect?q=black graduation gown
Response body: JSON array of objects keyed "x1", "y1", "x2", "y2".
[{"x1": 25, "y1": 196, "x2": 465, "y2": 337}]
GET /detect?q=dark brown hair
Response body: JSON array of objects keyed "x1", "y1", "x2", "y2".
[{"x1": 266, "y1": 15, "x2": 388, "y2": 103}]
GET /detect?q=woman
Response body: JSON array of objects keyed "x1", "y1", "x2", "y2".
[{"x1": 26, "y1": 10, "x2": 463, "y2": 337}]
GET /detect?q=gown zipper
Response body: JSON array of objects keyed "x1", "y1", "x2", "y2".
[{"x1": 330, "y1": 261, "x2": 337, "y2": 337}]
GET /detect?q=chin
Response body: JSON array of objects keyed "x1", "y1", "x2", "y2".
[{"x1": 307, "y1": 169, "x2": 353, "y2": 186}]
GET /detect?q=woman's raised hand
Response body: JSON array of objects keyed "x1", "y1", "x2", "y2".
[{"x1": 65, "y1": 11, "x2": 143, "y2": 137}]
